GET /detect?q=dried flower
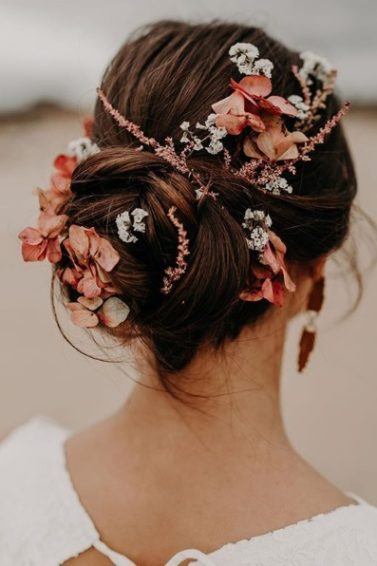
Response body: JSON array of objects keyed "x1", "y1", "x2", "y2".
[
  {"x1": 264, "y1": 176, "x2": 293, "y2": 195},
  {"x1": 229, "y1": 43, "x2": 260, "y2": 75},
  {"x1": 116, "y1": 208, "x2": 149, "y2": 243},
  {"x1": 287, "y1": 95, "x2": 310, "y2": 121},
  {"x1": 161, "y1": 206, "x2": 190, "y2": 294},
  {"x1": 66, "y1": 137, "x2": 100, "y2": 162}
]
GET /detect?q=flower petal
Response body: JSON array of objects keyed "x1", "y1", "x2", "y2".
[
  {"x1": 54, "y1": 154, "x2": 77, "y2": 176},
  {"x1": 216, "y1": 114, "x2": 247, "y2": 135},
  {"x1": 277, "y1": 144, "x2": 299, "y2": 161},
  {"x1": 38, "y1": 212, "x2": 68, "y2": 238},
  {"x1": 239, "y1": 288, "x2": 263, "y2": 302},
  {"x1": 18, "y1": 227, "x2": 43, "y2": 245},
  {"x1": 60, "y1": 267, "x2": 82, "y2": 288},
  {"x1": 94, "y1": 238, "x2": 120, "y2": 272},
  {"x1": 255, "y1": 132, "x2": 277, "y2": 161},
  {"x1": 77, "y1": 270, "x2": 102, "y2": 298},
  {"x1": 243, "y1": 137, "x2": 264, "y2": 159},
  {"x1": 98, "y1": 297, "x2": 130, "y2": 328},
  {"x1": 68, "y1": 225, "x2": 90, "y2": 262},
  {"x1": 212, "y1": 91, "x2": 245, "y2": 115},
  {"x1": 262, "y1": 279, "x2": 285, "y2": 306},
  {"x1": 21, "y1": 241, "x2": 47, "y2": 262},
  {"x1": 77, "y1": 296, "x2": 103, "y2": 311},
  {"x1": 236, "y1": 76, "x2": 272, "y2": 98},
  {"x1": 67, "y1": 302, "x2": 99, "y2": 328},
  {"x1": 245, "y1": 113, "x2": 266, "y2": 133},
  {"x1": 46, "y1": 237, "x2": 62, "y2": 263},
  {"x1": 265, "y1": 96, "x2": 298, "y2": 116}
]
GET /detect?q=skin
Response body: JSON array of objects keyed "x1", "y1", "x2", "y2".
[{"x1": 64, "y1": 261, "x2": 352, "y2": 566}]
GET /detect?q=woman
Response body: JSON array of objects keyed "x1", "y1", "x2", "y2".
[{"x1": 2, "y1": 20, "x2": 377, "y2": 565}]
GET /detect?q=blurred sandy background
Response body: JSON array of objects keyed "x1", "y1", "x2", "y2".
[{"x1": 1, "y1": 0, "x2": 377, "y2": 503}]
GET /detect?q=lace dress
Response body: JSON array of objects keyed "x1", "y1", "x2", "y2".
[{"x1": 1, "y1": 417, "x2": 377, "y2": 565}]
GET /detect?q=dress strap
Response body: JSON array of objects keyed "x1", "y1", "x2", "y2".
[
  {"x1": 165, "y1": 548, "x2": 216, "y2": 566},
  {"x1": 93, "y1": 540, "x2": 136, "y2": 565}
]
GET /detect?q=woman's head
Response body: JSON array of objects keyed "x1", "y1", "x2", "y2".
[{"x1": 23, "y1": 21, "x2": 357, "y2": 384}]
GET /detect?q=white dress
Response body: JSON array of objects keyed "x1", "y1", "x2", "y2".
[{"x1": 1, "y1": 417, "x2": 377, "y2": 566}]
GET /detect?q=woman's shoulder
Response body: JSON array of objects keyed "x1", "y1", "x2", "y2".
[
  {"x1": 0, "y1": 417, "x2": 100, "y2": 566},
  {"x1": 209, "y1": 495, "x2": 377, "y2": 565}
]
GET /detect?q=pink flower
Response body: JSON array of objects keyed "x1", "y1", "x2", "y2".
[
  {"x1": 62, "y1": 225, "x2": 120, "y2": 299},
  {"x1": 51, "y1": 154, "x2": 77, "y2": 194},
  {"x1": 212, "y1": 75, "x2": 297, "y2": 135},
  {"x1": 18, "y1": 212, "x2": 68, "y2": 263},
  {"x1": 239, "y1": 230, "x2": 296, "y2": 306},
  {"x1": 244, "y1": 114, "x2": 308, "y2": 161},
  {"x1": 67, "y1": 296, "x2": 130, "y2": 329}
]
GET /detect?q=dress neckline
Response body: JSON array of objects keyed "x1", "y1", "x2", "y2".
[{"x1": 57, "y1": 420, "x2": 366, "y2": 566}]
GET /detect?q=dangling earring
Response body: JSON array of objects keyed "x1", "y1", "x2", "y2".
[{"x1": 298, "y1": 277, "x2": 325, "y2": 372}]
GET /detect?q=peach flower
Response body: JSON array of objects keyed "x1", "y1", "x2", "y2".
[
  {"x1": 244, "y1": 114, "x2": 308, "y2": 161},
  {"x1": 18, "y1": 212, "x2": 68, "y2": 263},
  {"x1": 239, "y1": 230, "x2": 296, "y2": 306},
  {"x1": 62, "y1": 225, "x2": 120, "y2": 299},
  {"x1": 212, "y1": 75, "x2": 297, "y2": 135}
]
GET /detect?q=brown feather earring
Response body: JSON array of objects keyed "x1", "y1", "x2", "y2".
[{"x1": 298, "y1": 277, "x2": 325, "y2": 372}]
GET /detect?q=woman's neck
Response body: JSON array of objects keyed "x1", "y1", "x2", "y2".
[{"x1": 115, "y1": 312, "x2": 290, "y2": 458}]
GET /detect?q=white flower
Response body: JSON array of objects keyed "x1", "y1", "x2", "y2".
[
  {"x1": 180, "y1": 132, "x2": 189, "y2": 143},
  {"x1": 210, "y1": 126, "x2": 227, "y2": 141},
  {"x1": 206, "y1": 140, "x2": 224, "y2": 155},
  {"x1": 180, "y1": 121, "x2": 190, "y2": 131},
  {"x1": 132, "y1": 208, "x2": 149, "y2": 232},
  {"x1": 193, "y1": 137, "x2": 204, "y2": 151},
  {"x1": 242, "y1": 209, "x2": 272, "y2": 252},
  {"x1": 66, "y1": 137, "x2": 100, "y2": 162},
  {"x1": 229, "y1": 42, "x2": 260, "y2": 75},
  {"x1": 299, "y1": 51, "x2": 334, "y2": 83},
  {"x1": 252, "y1": 58, "x2": 274, "y2": 78},
  {"x1": 288, "y1": 95, "x2": 310, "y2": 120},
  {"x1": 116, "y1": 208, "x2": 148, "y2": 243},
  {"x1": 205, "y1": 113, "x2": 217, "y2": 128},
  {"x1": 264, "y1": 176, "x2": 293, "y2": 195},
  {"x1": 229, "y1": 42, "x2": 259, "y2": 62},
  {"x1": 246, "y1": 226, "x2": 269, "y2": 252}
]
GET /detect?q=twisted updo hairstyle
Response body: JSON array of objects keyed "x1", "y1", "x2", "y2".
[{"x1": 60, "y1": 20, "x2": 357, "y2": 380}]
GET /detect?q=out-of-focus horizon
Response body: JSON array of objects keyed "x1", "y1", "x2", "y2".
[{"x1": 1, "y1": 0, "x2": 377, "y2": 114}]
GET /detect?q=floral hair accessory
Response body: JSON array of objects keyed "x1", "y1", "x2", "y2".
[
  {"x1": 97, "y1": 42, "x2": 348, "y2": 205},
  {"x1": 229, "y1": 43, "x2": 273, "y2": 77},
  {"x1": 161, "y1": 206, "x2": 190, "y2": 295},
  {"x1": 19, "y1": 121, "x2": 130, "y2": 330},
  {"x1": 240, "y1": 208, "x2": 296, "y2": 306},
  {"x1": 116, "y1": 208, "x2": 149, "y2": 243}
]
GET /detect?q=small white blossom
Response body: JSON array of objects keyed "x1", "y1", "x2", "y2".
[
  {"x1": 299, "y1": 51, "x2": 334, "y2": 84},
  {"x1": 246, "y1": 226, "x2": 269, "y2": 252},
  {"x1": 206, "y1": 140, "x2": 224, "y2": 155},
  {"x1": 132, "y1": 208, "x2": 149, "y2": 232},
  {"x1": 242, "y1": 208, "x2": 272, "y2": 252},
  {"x1": 288, "y1": 94, "x2": 310, "y2": 120},
  {"x1": 264, "y1": 176, "x2": 293, "y2": 195},
  {"x1": 66, "y1": 137, "x2": 100, "y2": 162},
  {"x1": 210, "y1": 126, "x2": 227, "y2": 141},
  {"x1": 193, "y1": 137, "x2": 204, "y2": 151},
  {"x1": 180, "y1": 121, "x2": 190, "y2": 131},
  {"x1": 205, "y1": 113, "x2": 217, "y2": 128},
  {"x1": 252, "y1": 58, "x2": 274, "y2": 78},
  {"x1": 180, "y1": 132, "x2": 189, "y2": 143},
  {"x1": 116, "y1": 208, "x2": 149, "y2": 243},
  {"x1": 229, "y1": 42, "x2": 260, "y2": 75}
]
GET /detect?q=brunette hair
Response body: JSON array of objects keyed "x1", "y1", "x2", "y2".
[{"x1": 59, "y1": 20, "x2": 357, "y2": 382}]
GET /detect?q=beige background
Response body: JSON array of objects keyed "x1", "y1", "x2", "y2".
[{"x1": 1, "y1": 105, "x2": 376, "y2": 502}]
